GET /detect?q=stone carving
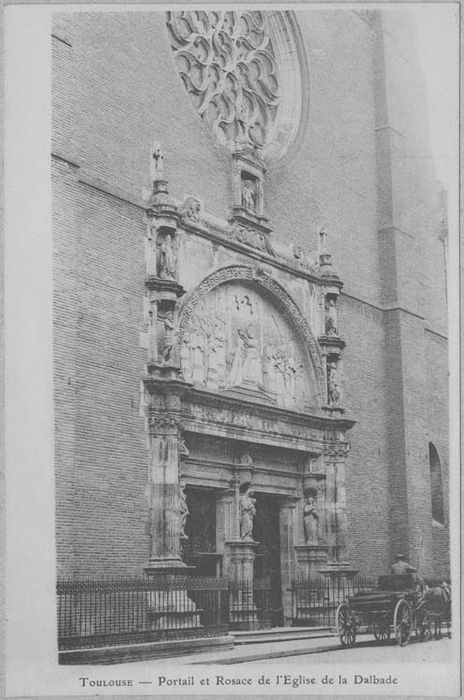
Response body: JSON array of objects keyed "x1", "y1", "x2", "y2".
[
  {"x1": 180, "y1": 438, "x2": 189, "y2": 456},
  {"x1": 239, "y1": 484, "x2": 256, "y2": 541},
  {"x1": 325, "y1": 299, "x2": 338, "y2": 336},
  {"x1": 229, "y1": 222, "x2": 270, "y2": 254},
  {"x1": 166, "y1": 11, "x2": 280, "y2": 153},
  {"x1": 162, "y1": 310, "x2": 177, "y2": 363},
  {"x1": 150, "y1": 141, "x2": 165, "y2": 182},
  {"x1": 228, "y1": 324, "x2": 263, "y2": 387},
  {"x1": 157, "y1": 233, "x2": 177, "y2": 280},
  {"x1": 177, "y1": 266, "x2": 325, "y2": 400},
  {"x1": 303, "y1": 496, "x2": 320, "y2": 544},
  {"x1": 327, "y1": 361, "x2": 340, "y2": 405},
  {"x1": 241, "y1": 179, "x2": 256, "y2": 213},
  {"x1": 181, "y1": 196, "x2": 202, "y2": 225},
  {"x1": 179, "y1": 280, "x2": 314, "y2": 408},
  {"x1": 293, "y1": 245, "x2": 319, "y2": 274},
  {"x1": 178, "y1": 481, "x2": 189, "y2": 540}
]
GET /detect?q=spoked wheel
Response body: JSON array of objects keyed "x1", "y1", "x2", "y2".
[
  {"x1": 415, "y1": 607, "x2": 431, "y2": 642},
  {"x1": 336, "y1": 602, "x2": 356, "y2": 648},
  {"x1": 393, "y1": 599, "x2": 413, "y2": 646},
  {"x1": 373, "y1": 621, "x2": 391, "y2": 642}
]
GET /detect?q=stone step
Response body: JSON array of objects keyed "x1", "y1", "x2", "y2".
[{"x1": 232, "y1": 625, "x2": 333, "y2": 644}]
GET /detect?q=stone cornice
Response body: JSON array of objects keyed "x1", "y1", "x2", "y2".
[
  {"x1": 180, "y1": 214, "x2": 342, "y2": 288},
  {"x1": 183, "y1": 386, "x2": 356, "y2": 433}
]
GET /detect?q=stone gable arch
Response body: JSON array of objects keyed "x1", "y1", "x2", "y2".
[{"x1": 177, "y1": 265, "x2": 324, "y2": 407}]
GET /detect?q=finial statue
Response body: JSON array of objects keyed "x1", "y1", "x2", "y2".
[
  {"x1": 303, "y1": 495, "x2": 320, "y2": 544},
  {"x1": 239, "y1": 484, "x2": 256, "y2": 541},
  {"x1": 150, "y1": 141, "x2": 165, "y2": 183},
  {"x1": 318, "y1": 226, "x2": 327, "y2": 255}
]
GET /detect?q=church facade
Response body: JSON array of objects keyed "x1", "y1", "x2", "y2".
[{"x1": 52, "y1": 8, "x2": 450, "y2": 618}]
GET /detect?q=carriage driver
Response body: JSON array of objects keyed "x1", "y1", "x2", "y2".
[{"x1": 390, "y1": 554, "x2": 417, "y2": 575}]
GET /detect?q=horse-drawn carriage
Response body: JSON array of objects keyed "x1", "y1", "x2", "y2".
[{"x1": 336, "y1": 574, "x2": 443, "y2": 648}]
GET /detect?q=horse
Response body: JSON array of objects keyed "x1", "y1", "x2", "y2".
[{"x1": 422, "y1": 581, "x2": 451, "y2": 639}]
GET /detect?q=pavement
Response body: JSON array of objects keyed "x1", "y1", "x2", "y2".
[{"x1": 126, "y1": 631, "x2": 342, "y2": 666}]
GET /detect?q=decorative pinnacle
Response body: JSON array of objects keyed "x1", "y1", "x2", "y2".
[{"x1": 150, "y1": 141, "x2": 165, "y2": 186}]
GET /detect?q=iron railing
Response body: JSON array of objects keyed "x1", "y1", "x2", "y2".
[
  {"x1": 291, "y1": 574, "x2": 378, "y2": 628},
  {"x1": 57, "y1": 576, "x2": 272, "y2": 650}
]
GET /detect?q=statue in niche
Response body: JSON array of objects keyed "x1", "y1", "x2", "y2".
[
  {"x1": 150, "y1": 142, "x2": 165, "y2": 182},
  {"x1": 325, "y1": 299, "x2": 338, "y2": 336},
  {"x1": 303, "y1": 495, "x2": 320, "y2": 545},
  {"x1": 158, "y1": 234, "x2": 176, "y2": 280},
  {"x1": 241, "y1": 178, "x2": 256, "y2": 213},
  {"x1": 178, "y1": 481, "x2": 189, "y2": 541},
  {"x1": 239, "y1": 484, "x2": 256, "y2": 541},
  {"x1": 327, "y1": 361, "x2": 340, "y2": 405},
  {"x1": 162, "y1": 310, "x2": 177, "y2": 363}
]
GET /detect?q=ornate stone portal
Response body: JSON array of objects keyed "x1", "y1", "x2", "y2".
[{"x1": 141, "y1": 142, "x2": 355, "y2": 626}]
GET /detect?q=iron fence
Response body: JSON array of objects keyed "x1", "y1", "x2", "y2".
[
  {"x1": 291, "y1": 574, "x2": 378, "y2": 628},
  {"x1": 57, "y1": 576, "x2": 272, "y2": 649}
]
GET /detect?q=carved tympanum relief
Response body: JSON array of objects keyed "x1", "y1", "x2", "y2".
[
  {"x1": 166, "y1": 11, "x2": 305, "y2": 162},
  {"x1": 180, "y1": 282, "x2": 315, "y2": 409}
]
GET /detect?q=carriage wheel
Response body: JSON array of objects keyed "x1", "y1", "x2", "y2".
[
  {"x1": 393, "y1": 599, "x2": 413, "y2": 646},
  {"x1": 415, "y1": 607, "x2": 431, "y2": 642},
  {"x1": 336, "y1": 602, "x2": 356, "y2": 648},
  {"x1": 373, "y1": 622, "x2": 391, "y2": 642}
]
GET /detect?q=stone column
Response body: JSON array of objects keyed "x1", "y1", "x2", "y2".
[
  {"x1": 216, "y1": 488, "x2": 236, "y2": 577},
  {"x1": 144, "y1": 379, "x2": 191, "y2": 574},
  {"x1": 279, "y1": 496, "x2": 297, "y2": 626}
]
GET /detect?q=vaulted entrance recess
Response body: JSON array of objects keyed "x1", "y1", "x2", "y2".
[{"x1": 141, "y1": 137, "x2": 355, "y2": 627}]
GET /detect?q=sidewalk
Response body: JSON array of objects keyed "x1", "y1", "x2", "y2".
[{"x1": 127, "y1": 632, "x2": 342, "y2": 666}]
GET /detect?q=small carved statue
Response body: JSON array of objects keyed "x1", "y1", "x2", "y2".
[
  {"x1": 325, "y1": 299, "x2": 338, "y2": 336},
  {"x1": 178, "y1": 481, "x2": 189, "y2": 541},
  {"x1": 162, "y1": 310, "x2": 176, "y2": 363},
  {"x1": 158, "y1": 234, "x2": 176, "y2": 280},
  {"x1": 179, "y1": 438, "x2": 189, "y2": 457},
  {"x1": 327, "y1": 361, "x2": 340, "y2": 405},
  {"x1": 150, "y1": 141, "x2": 165, "y2": 182},
  {"x1": 318, "y1": 226, "x2": 328, "y2": 254},
  {"x1": 239, "y1": 485, "x2": 256, "y2": 541},
  {"x1": 241, "y1": 178, "x2": 256, "y2": 213},
  {"x1": 303, "y1": 496, "x2": 320, "y2": 544},
  {"x1": 182, "y1": 197, "x2": 201, "y2": 224}
]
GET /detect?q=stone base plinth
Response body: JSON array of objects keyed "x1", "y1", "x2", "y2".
[
  {"x1": 318, "y1": 562, "x2": 359, "y2": 579},
  {"x1": 144, "y1": 563, "x2": 201, "y2": 633},
  {"x1": 295, "y1": 544, "x2": 328, "y2": 580},
  {"x1": 226, "y1": 540, "x2": 259, "y2": 631}
]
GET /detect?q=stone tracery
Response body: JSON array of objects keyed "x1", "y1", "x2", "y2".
[{"x1": 166, "y1": 10, "x2": 281, "y2": 153}]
